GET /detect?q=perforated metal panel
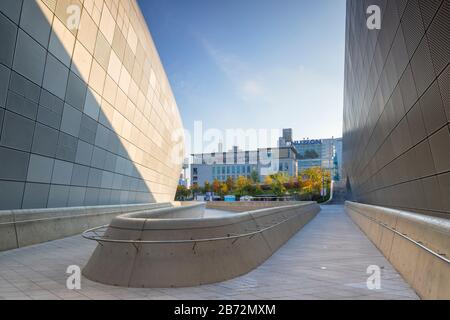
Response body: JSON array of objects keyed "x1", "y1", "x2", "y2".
[{"x1": 343, "y1": 0, "x2": 450, "y2": 218}]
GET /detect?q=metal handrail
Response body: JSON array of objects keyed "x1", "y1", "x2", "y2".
[
  {"x1": 349, "y1": 206, "x2": 450, "y2": 265},
  {"x1": 0, "y1": 204, "x2": 174, "y2": 225},
  {"x1": 81, "y1": 210, "x2": 307, "y2": 245}
]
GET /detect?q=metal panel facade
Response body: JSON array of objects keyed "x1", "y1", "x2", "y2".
[
  {"x1": 0, "y1": 0, "x2": 184, "y2": 209},
  {"x1": 343, "y1": 0, "x2": 450, "y2": 218}
]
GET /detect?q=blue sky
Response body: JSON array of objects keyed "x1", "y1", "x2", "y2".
[{"x1": 138, "y1": 0, "x2": 346, "y2": 151}]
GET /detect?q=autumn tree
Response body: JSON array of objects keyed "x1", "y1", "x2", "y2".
[
  {"x1": 235, "y1": 176, "x2": 251, "y2": 197},
  {"x1": 250, "y1": 170, "x2": 259, "y2": 183},
  {"x1": 175, "y1": 185, "x2": 190, "y2": 200},
  {"x1": 212, "y1": 179, "x2": 221, "y2": 194},
  {"x1": 203, "y1": 180, "x2": 211, "y2": 193},
  {"x1": 263, "y1": 175, "x2": 273, "y2": 186},
  {"x1": 270, "y1": 173, "x2": 288, "y2": 196},
  {"x1": 253, "y1": 183, "x2": 263, "y2": 196},
  {"x1": 226, "y1": 176, "x2": 235, "y2": 192},
  {"x1": 220, "y1": 183, "x2": 229, "y2": 196},
  {"x1": 299, "y1": 167, "x2": 331, "y2": 197},
  {"x1": 191, "y1": 183, "x2": 200, "y2": 197},
  {"x1": 288, "y1": 176, "x2": 297, "y2": 190}
]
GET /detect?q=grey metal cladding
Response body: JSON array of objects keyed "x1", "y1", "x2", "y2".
[
  {"x1": 0, "y1": 146, "x2": 30, "y2": 181},
  {"x1": 0, "y1": 12, "x2": 18, "y2": 67},
  {"x1": 13, "y1": 30, "x2": 46, "y2": 85},
  {"x1": 0, "y1": 111, "x2": 35, "y2": 151},
  {"x1": 0, "y1": 0, "x2": 23, "y2": 24},
  {"x1": 343, "y1": 0, "x2": 450, "y2": 218}
]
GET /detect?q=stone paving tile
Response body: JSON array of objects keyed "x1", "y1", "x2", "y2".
[{"x1": 0, "y1": 205, "x2": 419, "y2": 300}]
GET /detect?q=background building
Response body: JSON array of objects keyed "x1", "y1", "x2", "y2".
[
  {"x1": 292, "y1": 138, "x2": 342, "y2": 180},
  {"x1": 0, "y1": 0, "x2": 184, "y2": 210},
  {"x1": 278, "y1": 128, "x2": 343, "y2": 181},
  {"x1": 191, "y1": 146, "x2": 298, "y2": 186},
  {"x1": 343, "y1": 0, "x2": 450, "y2": 218},
  {"x1": 178, "y1": 158, "x2": 189, "y2": 186},
  {"x1": 282, "y1": 128, "x2": 293, "y2": 144}
]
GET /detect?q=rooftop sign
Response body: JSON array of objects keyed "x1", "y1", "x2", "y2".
[{"x1": 293, "y1": 139, "x2": 322, "y2": 145}]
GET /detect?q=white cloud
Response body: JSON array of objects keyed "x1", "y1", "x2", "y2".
[
  {"x1": 199, "y1": 38, "x2": 343, "y2": 138},
  {"x1": 242, "y1": 80, "x2": 263, "y2": 97},
  {"x1": 201, "y1": 38, "x2": 265, "y2": 101},
  {"x1": 202, "y1": 38, "x2": 245, "y2": 79}
]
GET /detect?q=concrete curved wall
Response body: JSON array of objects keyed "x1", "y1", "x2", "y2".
[
  {"x1": 0, "y1": 202, "x2": 175, "y2": 251},
  {"x1": 0, "y1": 0, "x2": 183, "y2": 210},
  {"x1": 82, "y1": 202, "x2": 320, "y2": 288},
  {"x1": 346, "y1": 201, "x2": 450, "y2": 299},
  {"x1": 206, "y1": 201, "x2": 309, "y2": 212}
]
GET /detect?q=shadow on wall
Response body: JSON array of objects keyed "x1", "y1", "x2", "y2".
[
  {"x1": 345, "y1": 176, "x2": 354, "y2": 201},
  {"x1": 0, "y1": 0, "x2": 184, "y2": 210}
]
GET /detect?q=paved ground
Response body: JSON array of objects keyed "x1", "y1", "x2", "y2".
[{"x1": 0, "y1": 205, "x2": 419, "y2": 300}]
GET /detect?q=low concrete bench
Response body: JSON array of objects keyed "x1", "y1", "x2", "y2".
[
  {"x1": 206, "y1": 201, "x2": 303, "y2": 212},
  {"x1": 346, "y1": 201, "x2": 450, "y2": 299},
  {"x1": 0, "y1": 202, "x2": 174, "y2": 251},
  {"x1": 82, "y1": 201, "x2": 320, "y2": 288}
]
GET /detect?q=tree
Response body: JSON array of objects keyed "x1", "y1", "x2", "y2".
[
  {"x1": 175, "y1": 185, "x2": 190, "y2": 200},
  {"x1": 263, "y1": 175, "x2": 273, "y2": 186},
  {"x1": 299, "y1": 167, "x2": 331, "y2": 198},
  {"x1": 253, "y1": 183, "x2": 263, "y2": 196},
  {"x1": 297, "y1": 177, "x2": 305, "y2": 194},
  {"x1": 220, "y1": 183, "x2": 229, "y2": 196},
  {"x1": 191, "y1": 183, "x2": 200, "y2": 197},
  {"x1": 203, "y1": 180, "x2": 211, "y2": 193},
  {"x1": 235, "y1": 176, "x2": 251, "y2": 197},
  {"x1": 272, "y1": 172, "x2": 288, "y2": 184},
  {"x1": 212, "y1": 179, "x2": 221, "y2": 194},
  {"x1": 288, "y1": 176, "x2": 297, "y2": 190},
  {"x1": 250, "y1": 170, "x2": 259, "y2": 183},
  {"x1": 270, "y1": 173, "x2": 288, "y2": 197},
  {"x1": 226, "y1": 176, "x2": 235, "y2": 192},
  {"x1": 271, "y1": 182, "x2": 286, "y2": 196}
]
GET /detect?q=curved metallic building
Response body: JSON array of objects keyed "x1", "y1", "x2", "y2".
[
  {"x1": 343, "y1": 0, "x2": 450, "y2": 218},
  {"x1": 0, "y1": 0, "x2": 184, "y2": 210}
]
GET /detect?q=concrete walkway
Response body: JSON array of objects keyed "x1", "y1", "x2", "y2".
[{"x1": 0, "y1": 205, "x2": 419, "y2": 300}]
